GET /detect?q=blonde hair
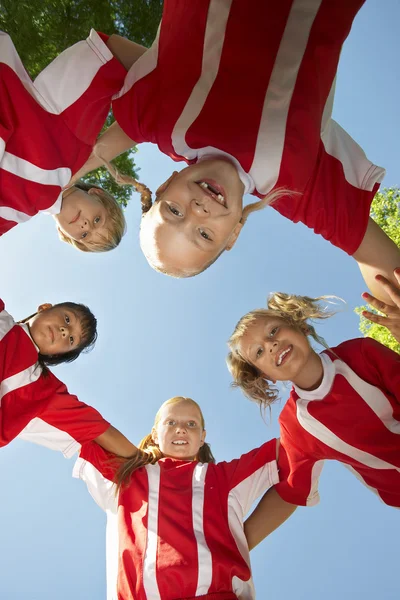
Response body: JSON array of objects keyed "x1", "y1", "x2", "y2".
[
  {"x1": 115, "y1": 397, "x2": 215, "y2": 490},
  {"x1": 58, "y1": 182, "x2": 126, "y2": 252},
  {"x1": 227, "y1": 292, "x2": 340, "y2": 409},
  {"x1": 140, "y1": 186, "x2": 292, "y2": 277}
]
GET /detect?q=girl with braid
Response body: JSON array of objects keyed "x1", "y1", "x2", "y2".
[
  {"x1": 226, "y1": 279, "x2": 400, "y2": 541},
  {"x1": 73, "y1": 396, "x2": 280, "y2": 600},
  {"x1": 74, "y1": 0, "x2": 399, "y2": 305}
]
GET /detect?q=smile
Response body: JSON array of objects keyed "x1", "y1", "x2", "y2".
[
  {"x1": 276, "y1": 345, "x2": 292, "y2": 366},
  {"x1": 48, "y1": 326, "x2": 55, "y2": 343},
  {"x1": 196, "y1": 180, "x2": 227, "y2": 207},
  {"x1": 172, "y1": 440, "x2": 188, "y2": 445},
  {"x1": 69, "y1": 210, "x2": 81, "y2": 225}
]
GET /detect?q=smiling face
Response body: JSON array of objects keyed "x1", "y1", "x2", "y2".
[
  {"x1": 28, "y1": 304, "x2": 84, "y2": 356},
  {"x1": 238, "y1": 316, "x2": 323, "y2": 390},
  {"x1": 140, "y1": 159, "x2": 245, "y2": 276},
  {"x1": 152, "y1": 398, "x2": 206, "y2": 460},
  {"x1": 54, "y1": 187, "x2": 109, "y2": 244}
]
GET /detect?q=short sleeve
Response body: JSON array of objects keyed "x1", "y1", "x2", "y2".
[
  {"x1": 359, "y1": 338, "x2": 400, "y2": 402},
  {"x1": 73, "y1": 441, "x2": 119, "y2": 512},
  {"x1": 275, "y1": 435, "x2": 324, "y2": 507},
  {"x1": 216, "y1": 439, "x2": 279, "y2": 515}
]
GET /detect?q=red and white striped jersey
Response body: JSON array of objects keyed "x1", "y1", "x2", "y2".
[
  {"x1": 0, "y1": 30, "x2": 126, "y2": 236},
  {"x1": 276, "y1": 338, "x2": 400, "y2": 507},
  {"x1": 73, "y1": 438, "x2": 279, "y2": 600},
  {"x1": 113, "y1": 0, "x2": 384, "y2": 255},
  {"x1": 0, "y1": 299, "x2": 110, "y2": 455}
]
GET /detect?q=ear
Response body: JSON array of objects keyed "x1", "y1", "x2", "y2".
[
  {"x1": 155, "y1": 171, "x2": 179, "y2": 197},
  {"x1": 87, "y1": 187, "x2": 102, "y2": 198},
  {"x1": 200, "y1": 429, "x2": 206, "y2": 446},
  {"x1": 225, "y1": 222, "x2": 243, "y2": 251},
  {"x1": 151, "y1": 427, "x2": 158, "y2": 445},
  {"x1": 37, "y1": 303, "x2": 53, "y2": 312}
]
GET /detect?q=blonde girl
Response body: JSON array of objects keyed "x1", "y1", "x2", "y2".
[
  {"x1": 227, "y1": 286, "x2": 400, "y2": 538},
  {"x1": 73, "y1": 396, "x2": 279, "y2": 600}
]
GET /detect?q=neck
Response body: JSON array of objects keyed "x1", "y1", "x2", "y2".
[
  {"x1": 292, "y1": 352, "x2": 324, "y2": 391},
  {"x1": 61, "y1": 186, "x2": 76, "y2": 200}
]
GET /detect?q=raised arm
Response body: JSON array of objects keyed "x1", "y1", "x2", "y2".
[
  {"x1": 95, "y1": 424, "x2": 137, "y2": 458},
  {"x1": 361, "y1": 268, "x2": 400, "y2": 345},
  {"x1": 244, "y1": 486, "x2": 297, "y2": 550},
  {"x1": 353, "y1": 218, "x2": 400, "y2": 305}
]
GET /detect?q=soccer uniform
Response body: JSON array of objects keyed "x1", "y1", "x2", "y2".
[
  {"x1": 113, "y1": 0, "x2": 384, "y2": 255},
  {"x1": 0, "y1": 299, "x2": 110, "y2": 455},
  {"x1": 73, "y1": 438, "x2": 279, "y2": 600},
  {"x1": 276, "y1": 338, "x2": 400, "y2": 507},
  {"x1": 0, "y1": 29, "x2": 126, "y2": 235}
]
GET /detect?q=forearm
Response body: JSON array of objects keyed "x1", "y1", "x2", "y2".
[
  {"x1": 69, "y1": 121, "x2": 137, "y2": 183},
  {"x1": 244, "y1": 487, "x2": 297, "y2": 550},
  {"x1": 94, "y1": 425, "x2": 137, "y2": 458},
  {"x1": 353, "y1": 218, "x2": 400, "y2": 305},
  {"x1": 107, "y1": 34, "x2": 148, "y2": 71}
]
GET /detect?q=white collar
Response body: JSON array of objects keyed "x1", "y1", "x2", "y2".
[
  {"x1": 293, "y1": 352, "x2": 336, "y2": 400},
  {"x1": 18, "y1": 322, "x2": 40, "y2": 353}
]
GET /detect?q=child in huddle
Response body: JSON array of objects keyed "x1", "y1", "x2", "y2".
[
  {"x1": 227, "y1": 283, "x2": 400, "y2": 532},
  {"x1": 1, "y1": 297, "x2": 135, "y2": 458},
  {"x1": 75, "y1": 0, "x2": 400, "y2": 303},
  {"x1": 0, "y1": 30, "x2": 131, "y2": 252},
  {"x1": 72, "y1": 396, "x2": 279, "y2": 600}
]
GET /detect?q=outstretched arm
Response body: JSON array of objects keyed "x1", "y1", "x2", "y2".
[
  {"x1": 244, "y1": 486, "x2": 297, "y2": 550},
  {"x1": 353, "y1": 218, "x2": 400, "y2": 305},
  {"x1": 94, "y1": 424, "x2": 138, "y2": 458},
  {"x1": 361, "y1": 268, "x2": 400, "y2": 345}
]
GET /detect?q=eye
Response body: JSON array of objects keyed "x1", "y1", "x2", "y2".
[
  {"x1": 166, "y1": 419, "x2": 176, "y2": 426},
  {"x1": 69, "y1": 335, "x2": 74, "y2": 346},
  {"x1": 81, "y1": 231, "x2": 88, "y2": 239},
  {"x1": 269, "y1": 326, "x2": 278, "y2": 337},
  {"x1": 168, "y1": 204, "x2": 183, "y2": 217},
  {"x1": 199, "y1": 229, "x2": 212, "y2": 241},
  {"x1": 255, "y1": 347, "x2": 263, "y2": 359},
  {"x1": 94, "y1": 216, "x2": 101, "y2": 225},
  {"x1": 65, "y1": 315, "x2": 70, "y2": 325},
  {"x1": 187, "y1": 421, "x2": 196, "y2": 428}
]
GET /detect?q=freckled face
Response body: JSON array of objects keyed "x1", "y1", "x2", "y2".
[
  {"x1": 152, "y1": 400, "x2": 206, "y2": 460},
  {"x1": 28, "y1": 306, "x2": 83, "y2": 355},
  {"x1": 55, "y1": 188, "x2": 109, "y2": 243},
  {"x1": 238, "y1": 317, "x2": 321, "y2": 388}
]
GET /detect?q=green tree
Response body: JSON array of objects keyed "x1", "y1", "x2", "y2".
[
  {"x1": 0, "y1": 0, "x2": 163, "y2": 205},
  {"x1": 355, "y1": 187, "x2": 400, "y2": 353}
]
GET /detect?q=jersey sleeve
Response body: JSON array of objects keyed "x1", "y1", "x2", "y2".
[
  {"x1": 216, "y1": 439, "x2": 279, "y2": 515},
  {"x1": 73, "y1": 441, "x2": 119, "y2": 512},
  {"x1": 17, "y1": 372, "x2": 110, "y2": 458},
  {"x1": 32, "y1": 30, "x2": 127, "y2": 146},
  {"x1": 275, "y1": 435, "x2": 324, "y2": 506},
  {"x1": 359, "y1": 338, "x2": 400, "y2": 402}
]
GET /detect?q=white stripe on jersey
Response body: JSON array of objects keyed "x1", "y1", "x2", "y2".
[
  {"x1": 0, "y1": 205, "x2": 32, "y2": 224},
  {"x1": 0, "y1": 308, "x2": 15, "y2": 341},
  {"x1": 0, "y1": 364, "x2": 41, "y2": 405},
  {"x1": 171, "y1": 0, "x2": 233, "y2": 159},
  {"x1": 2, "y1": 151, "x2": 71, "y2": 188},
  {"x1": 321, "y1": 119, "x2": 385, "y2": 191},
  {"x1": 335, "y1": 359, "x2": 400, "y2": 435},
  {"x1": 0, "y1": 32, "x2": 36, "y2": 95},
  {"x1": 249, "y1": 0, "x2": 322, "y2": 195},
  {"x1": 192, "y1": 463, "x2": 212, "y2": 596},
  {"x1": 296, "y1": 400, "x2": 400, "y2": 472},
  {"x1": 19, "y1": 418, "x2": 80, "y2": 458},
  {"x1": 143, "y1": 463, "x2": 162, "y2": 600},
  {"x1": 307, "y1": 459, "x2": 325, "y2": 506}
]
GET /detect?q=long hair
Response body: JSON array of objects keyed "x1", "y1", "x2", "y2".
[
  {"x1": 20, "y1": 302, "x2": 97, "y2": 375},
  {"x1": 115, "y1": 397, "x2": 215, "y2": 491},
  {"x1": 227, "y1": 292, "x2": 341, "y2": 409}
]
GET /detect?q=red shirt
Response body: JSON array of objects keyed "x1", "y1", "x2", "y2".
[
  {"x1": 113, "y1": 0, "x2": 383, "y2": 255},
  {"x1": 0, "y1": 30, "x2": 126, "y2": 235},
  {"x1": 74, "y1": 439, "x2": 279, "y2": 600},
  {"x1": 276, "y1": 338, "x2": 400, "y2": 507},
  {"x1": 0, "y1": 299, "x2": 110, "y2": 455}
]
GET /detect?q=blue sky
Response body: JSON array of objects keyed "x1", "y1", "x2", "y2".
[{"x1": 1, "y1": 2, "x2": 399, "y2": 599}]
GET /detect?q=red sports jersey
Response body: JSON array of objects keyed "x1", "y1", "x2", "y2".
[
  {"x1": 73, "y1": 439, "x2": 278, "y2": 600},
  {"x1": 113, "y1": 0, "x2": 384, "y2": 255},
  {"x1": 276, "y1": 338, "x2": 400, "y2": 507},
  {"x1": 0, "y1": 299, "x2": 110, "y2": 454},
  {"x1": 0, "y1": 30, "x2": 126, "y2": 235}
]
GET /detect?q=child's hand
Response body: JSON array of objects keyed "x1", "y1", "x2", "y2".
[{"x1": 361, "y1": 268, "x2": 400, "y2": 343}]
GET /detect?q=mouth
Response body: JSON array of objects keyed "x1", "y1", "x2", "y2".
[
  {"x1": 276, "y1": 345, "x2": 292, "y2": 367},
  {"x1": 69, "y1": 210, "x2": 81, "y2": 225},
  {"x1": 172, "y1": 440, "x2": 188, "y2": 446},
  {"x1": 196, "y1": 180, "x2": 227, "y2": 208},
  {"x1": 48, "y1": 326, "x2": 55, "y2": 344}
]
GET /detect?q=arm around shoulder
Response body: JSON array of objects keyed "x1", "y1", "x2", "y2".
[{"x1": 94, "y1": 424, "x2": 138, "y2": 458}]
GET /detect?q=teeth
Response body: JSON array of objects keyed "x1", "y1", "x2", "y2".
[
  {"x1": 277, "y1": 347, "x2": 291, "y2": 366},
  {"x1": 198, "y1": 181, "x2": 225, "y2": 205},
  {"x1": 172, "y1": 440, "x2": 187, "y2": 445}
]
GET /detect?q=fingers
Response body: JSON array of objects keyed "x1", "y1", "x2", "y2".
[
  {"x1": 361, "y1": 309, "x2": 389, "y2": 325},
  {"x1": 361, "y1": 292, "x2": 393, "y2": 315}
]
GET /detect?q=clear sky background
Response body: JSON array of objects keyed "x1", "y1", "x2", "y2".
[{"x1": 1, "y1": 2, "x2": 399, "y2": 599}]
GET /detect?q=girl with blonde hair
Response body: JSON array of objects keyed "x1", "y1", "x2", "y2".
[
  {"x1": 227, "y1": 284, "x2": 400, "y2": 542},
  {"x1": 73, "y1": 395, "x2": 279, "y2": 600}
]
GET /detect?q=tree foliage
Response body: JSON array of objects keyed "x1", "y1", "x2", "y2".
[
  {"x1": 355, "y1": 187, "x2": 400, "y2": 353},
  {"x1": 0, "y1": 0, "x2": 163, "y2": 206}
]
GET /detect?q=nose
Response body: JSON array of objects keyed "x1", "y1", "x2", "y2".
[
  {"x1": 190, "y1": 197, "x2": 210, "y2": 217},
  {"x1": 79, "y1": 218, "x2": 92, "y2": 231},
  {"x1": 59, "y1": 326, "x2": 69, "y2": 339},
  {"x1": 175, "y1": 424, "x2": 187, "y2": 434},
  {"x1": 268, "y1": 340, "x2": 279, "y2": 353}
]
